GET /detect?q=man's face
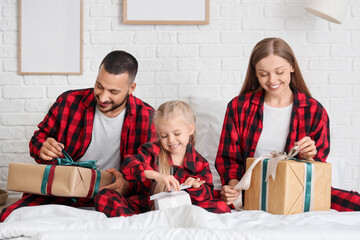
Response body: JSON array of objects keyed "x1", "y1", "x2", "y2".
[{"x1": 93, "y1": 65, "x2": 136, "y2": 118}]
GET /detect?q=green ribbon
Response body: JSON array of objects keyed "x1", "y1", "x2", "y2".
[
  {"x1": 40, "y1": 165, "x2": 52, "y2": 195},
  {"x1": 56, "y1": 147, "x2": 97, "y2": 169},
  {"x1": 261, "y1": 158, "x2": 269, "y2": 211},
  {"x1": 40, "y1": 147, "x2": 101, "y2": 197},
  {"x1": 261, "y1": 158, "x2": 313, "y2": 212}
]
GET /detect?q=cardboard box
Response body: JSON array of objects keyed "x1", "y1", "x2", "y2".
[
  {"x1": 244, "y1": 158, "x2": 331, "y2": 215},
  {"x1": 7, "y1": 162, "x2": 113, "y2": 198},
  {"x1": 150, "y1": 190, "x2": 192, "y2": 210}
]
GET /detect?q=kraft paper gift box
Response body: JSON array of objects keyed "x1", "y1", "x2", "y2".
[
  {"x1": 244, "y1": 157, "x2": 331, "y2": 215},
  {"x1": 7, "y1": 162, "x2": 113, "y2": 198}
]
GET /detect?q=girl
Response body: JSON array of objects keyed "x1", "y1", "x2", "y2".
[
  {"x1": 95, "y1": 100, "x2": 230, "y2": 217},
  {"x1": 215, "y1": 37, "x2": 360, "y2": 211}
]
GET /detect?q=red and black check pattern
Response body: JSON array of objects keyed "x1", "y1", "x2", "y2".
[
  {"x1": 215, "y1": 89, "x2": 360, "y2": 211},
  {"x1": 95, "y1": 189, "x2": 151, "y2": 217},
  {"x1": 29, "y1": 88, "x2": 157, "y2": 165},
  {"x1": 215, "y1": 89, "x2": 330, "y2": 185},
  {"x1": 331, "y1": 187, "x2": 360, "y2": 211},
  {"x1": 0, "y1": 89, "x2": 156, "y2": 222},
  {"x1": 94, "y1": 142, "x2": 230, "y2": 217},
  {"x1": 0, "y1": 194, "x2": 93, "y2": 222}
]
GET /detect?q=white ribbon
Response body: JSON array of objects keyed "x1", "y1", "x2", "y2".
[{"x1": 233, "y1": 146, "x2": 300, "y2": 210}]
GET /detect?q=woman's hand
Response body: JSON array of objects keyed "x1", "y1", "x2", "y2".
[
  {"x1": 295, "y1": 136, "x2": 317, "y2": 160},
  {"x1": 221, "y1": 179, "x2": 240, "y2": 205},
  {"x1": 184, "y1": 177, "x2": 205, "y2": 189}
]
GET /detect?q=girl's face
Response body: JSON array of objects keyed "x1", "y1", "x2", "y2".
[
  {"x1": 157, "y1": 113, "x2": 194, "y2": 158},
  {"x1": 255, "y1": 55, "x2": 294, "y2": 99}
]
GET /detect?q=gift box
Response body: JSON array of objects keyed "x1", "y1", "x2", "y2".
[
  {"x1": 7, "y1": 162, "x2": 113, "y2": 198},
  {"x1": 150, "y1": 190, "x2": 192, "y2": 210},
  {"x1": 244, "y1": 157, "x2": 331, "y2": 215}
]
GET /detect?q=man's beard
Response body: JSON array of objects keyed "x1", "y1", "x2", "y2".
[{"x1": 97, "y1": 93, "x2": 129, "y2": 114}]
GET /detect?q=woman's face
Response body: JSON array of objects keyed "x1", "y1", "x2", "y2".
[{"x1": 255, "y1": 55, "x2": 294, "y2": 99}]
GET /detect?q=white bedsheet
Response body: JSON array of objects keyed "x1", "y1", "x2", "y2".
[{"x1": 1, "y1": 205, "x2": 360, "y2": 240}]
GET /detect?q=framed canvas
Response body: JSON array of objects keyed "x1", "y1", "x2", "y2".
[
  {"x1": 123, "y1": 0, "x2": 209, "y2": 25},
  {"x1": 19, "y1": 0, "x2": 83, "y2": 75}
]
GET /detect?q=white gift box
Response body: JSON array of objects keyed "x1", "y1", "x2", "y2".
[{"x1": 150, "y1": 185, "x2": 192, "y2": 210}]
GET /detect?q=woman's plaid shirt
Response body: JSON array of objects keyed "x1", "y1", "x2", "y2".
[{"x1": 215, "y1": 89, "x2": 330, "y2": 185}]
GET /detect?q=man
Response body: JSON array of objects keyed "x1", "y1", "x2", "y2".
[{"x1": 0, "y1": 51, "x2": 157, "y2": 222}]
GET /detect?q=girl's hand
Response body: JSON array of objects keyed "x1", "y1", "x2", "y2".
[
  {"x1": 295, "y1": 136, "x2": 317, "y2": 160},
  {"x1": 184, "y1": 177, "x2": 205, "y2": 189},
  {"x1": 220, "y1": 185, "x2": 240, "y2": 205},
  {"x1": 154, "y1": 172, "x2": 180, "y2": 192}
]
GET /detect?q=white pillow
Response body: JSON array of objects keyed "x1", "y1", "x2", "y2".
[{"x1": 190, "y1": 96, "x2": 231, "y2": 190}]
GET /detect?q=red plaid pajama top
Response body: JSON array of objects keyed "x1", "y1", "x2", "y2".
[
  {"x1": 29, "y1": 88, "x2": 157, "y2": 166},
  {"x1": 215, "y1": 89, "x2": 360, "y2": 211},
  {"x1": 121, "y1": 142, "x2": 214, "y2": 204}
]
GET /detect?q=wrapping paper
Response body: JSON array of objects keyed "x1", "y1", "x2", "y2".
[
  {"x1": 7, "y1": 162, "x2": 113, "y2": 198},
  {"x1": 244, "y1": 157, "x2": 331, "y2": 215}
]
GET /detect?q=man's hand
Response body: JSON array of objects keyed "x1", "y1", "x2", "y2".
[
  {"x1": 100, "y1": 168, "x2": 129, "y2": 195},
  {"x1": 39, "y1": 137, "x2": 64, "y2": 161}
]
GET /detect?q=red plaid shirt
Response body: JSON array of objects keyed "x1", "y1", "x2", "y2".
[
  {"x1": 215, "y1": 89, "x2": 330, "y2": 185},
  {"x1": 29, "y1": 88, "x2": 157, "y2": 166},
  {"x1": 121, "y1": 142, "x2": 214, "y2": 204}
]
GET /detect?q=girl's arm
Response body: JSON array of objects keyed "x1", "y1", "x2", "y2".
[
  {"x1": 184, "y1": 160, "x2": 214, "y2": 203},
  {"x1": 120, "y1": 143, "x2": 158, "y2": 182}
]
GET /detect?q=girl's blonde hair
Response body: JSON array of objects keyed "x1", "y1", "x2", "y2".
[
  {"x1": 153, "y1": 100, "x2": 196, "y2": 193},
  {"x1": 240, "y1": 37, "x2": 311, "y2": 97}
]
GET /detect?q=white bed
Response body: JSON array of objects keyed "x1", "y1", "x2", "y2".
[
  {"x1": 0, "y1": 96, "x2": 359, "y2": 239},
  {"x1": 1, "y1": 204, "x2": 360, "y2": 240}
]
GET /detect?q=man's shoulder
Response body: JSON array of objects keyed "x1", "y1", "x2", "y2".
[
  {"x1": 58, "y1": 88, "x2": 93, "y2": 99},
  {"x1": 128, "y1": 95, "x2": 155, "y2": 114},
  {"x1": 56, "y1": 88, "x2": 94, "y2": 106}
]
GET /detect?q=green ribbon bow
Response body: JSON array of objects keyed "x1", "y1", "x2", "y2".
[
  {"x1": 40, "y1": 146, "x2": 101, "y2": 198},
  {"x1": 56, "y1": 146, "x2": 98, "y2": 169}
]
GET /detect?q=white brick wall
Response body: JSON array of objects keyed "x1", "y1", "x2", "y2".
[{"x1": 1, "y1": 0, "x2": 360, "y2": 195}]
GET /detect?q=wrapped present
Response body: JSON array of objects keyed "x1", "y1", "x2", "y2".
[
  {"x1": 150, "y1": 185, "x2": 192, "y2": 210},
  {"x1": 235, "y1": 146, "x2": 331, "y2": 215},
  {"x1": 7, "y1": 147, "x2": 113, "y2": 198},
  {"x1": 7, "y1": 162, "x2": 113, "y2": 198}
]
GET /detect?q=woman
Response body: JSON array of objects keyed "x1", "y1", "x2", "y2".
[{"x1": 215, "y1": 37, "x2": 360, "y2": 211}]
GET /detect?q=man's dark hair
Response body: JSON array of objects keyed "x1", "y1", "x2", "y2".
[{"x1": 100, "y1": 50, "x2": 138, "y2": 83}]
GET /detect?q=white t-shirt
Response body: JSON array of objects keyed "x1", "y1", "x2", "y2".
[
  {"x1": 78, "y1": 106, "x2": 125, "y2": 170},
  {"x1": 254, "y1": 103, "x2": 293, "y2": 158}
]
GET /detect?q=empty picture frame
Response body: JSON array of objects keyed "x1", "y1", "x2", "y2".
[
  {"x1": 123, "y1": 0, "x2": 209, "y2": 25},
  {"x1": 19, "y1": 0, "x2": 83, "y2": 75}
]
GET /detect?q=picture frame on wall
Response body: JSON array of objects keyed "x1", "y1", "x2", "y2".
[
  {"x1": 123, "y1": 0, "x2": 209, "y2": 25},
  {"x1": 19, "y1": 0, "x2": 83, "y2": 75}
]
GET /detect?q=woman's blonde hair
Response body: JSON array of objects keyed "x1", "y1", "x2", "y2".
[
  {"x1": 153, "y1": 100, "x2": 196, "y2": 193},
  {"x1": 239, "y1": 37, "x2": 311, "y2": 97}
]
